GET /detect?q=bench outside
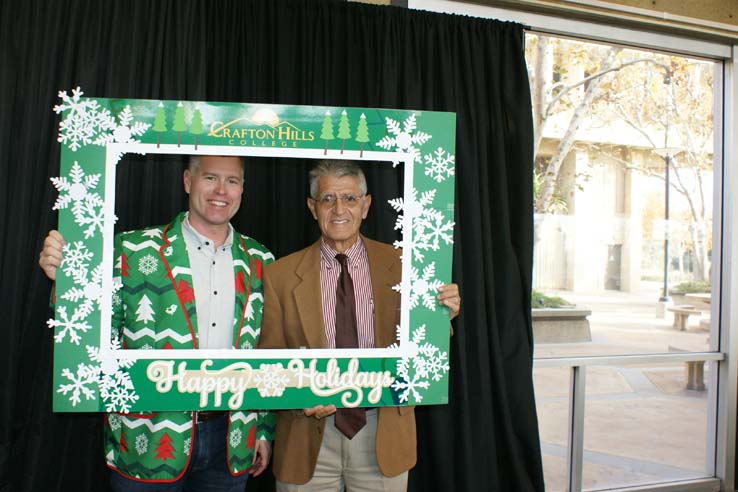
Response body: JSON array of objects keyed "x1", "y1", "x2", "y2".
[
  {"x1": 667, "y1": 305, "x2": 702, "y2": 331},
  {"x1": 668, "y1": 345, "x2": 706, "y2": 391},
  {"x1": 531, "y1": 307, "x2": 592, "y2": 343}
]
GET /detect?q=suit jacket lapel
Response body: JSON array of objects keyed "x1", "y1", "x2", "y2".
[
  {"x1": 294, "y1": 240, "x2": 328, "y2": 348},
  {"x1": 159, "y1": 213, "x2": 199, "y2": 347},
  {"x1": 231, "y1": 234, "x2": 252, "y2": 347},
  {"x1": 364, "y1": 237, "x2": 402, "y2": 349}
]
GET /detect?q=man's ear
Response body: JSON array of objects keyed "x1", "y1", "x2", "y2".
[
  {"x1": 183, "y1": 169, "x2": 191, "y2": 194},
  {"x1": 307, "y1": 197, "x2": 317, "y2": 219},
  {"x1": 361, "y1": 194, "x2": 372, "y2": 219}
]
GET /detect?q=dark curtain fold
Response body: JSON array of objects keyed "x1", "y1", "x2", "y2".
[{"x1": 0, "y1": 0, "x2": 543, "y2": 490}]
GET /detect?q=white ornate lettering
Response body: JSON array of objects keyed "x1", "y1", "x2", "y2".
[
  {"x1": 287, "y1": 358, "x2": 394, "y2": 407},
  {"x1": 146, "y1": 360, "x2": 253, "y2": 409}
]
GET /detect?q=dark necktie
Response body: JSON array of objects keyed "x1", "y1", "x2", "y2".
[{"x1": 334, "y1": 253, "x2": 366, "y2": 439}]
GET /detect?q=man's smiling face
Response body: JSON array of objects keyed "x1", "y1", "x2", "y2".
[
  {"x1": 183, "y1": 155, "x2": 243, "y2": 236},
  {"x1": 307, "y1": 173, "x2": 371, "y2": 253}
]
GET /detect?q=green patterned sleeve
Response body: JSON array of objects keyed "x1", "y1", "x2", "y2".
[
  {"x1": 256, "y1": 410, "x2": 276, "y2": 441},
  {"x1": 253, "y1": 240, "x2": 276, "y2": 440},
  {"x1": 111, "y1": 232, "x2": 125, "y2": 341}
]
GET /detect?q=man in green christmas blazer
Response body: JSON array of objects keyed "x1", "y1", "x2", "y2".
[{"x1": 39, "y1": 155, "x2": 274, "y2": 491}]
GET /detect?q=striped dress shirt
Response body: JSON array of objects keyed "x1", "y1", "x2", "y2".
[{"x1": 319, "y1": 238, "x2": 374, "y2": 349}]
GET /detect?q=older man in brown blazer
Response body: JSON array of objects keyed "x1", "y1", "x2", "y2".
[{"x1": 259, "y1": 160, "x2": 459, "y2": 491}]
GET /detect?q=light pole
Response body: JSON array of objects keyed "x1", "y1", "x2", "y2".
[
  {"x1": 661, "y1": 153, "x2": 671, "y2": 302},
  {"x1": 654, "y1": 147, "x2": 679, "y2": 305}
]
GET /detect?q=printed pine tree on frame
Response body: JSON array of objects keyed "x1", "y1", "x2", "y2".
[
  {"x1": 152, "y1": 102, "x2": 167, "y2": 148},
  {"x1": 320, "y1": 111, "x2": 334, "y2": 155},
  {"x1": 190, "y1": 108, "x2": 204, "y2": 150},
  {"x1": 337, "y1": 110, "x2": 351, "y2": 154},
  {"x1": 356, "y1": 113, "x2": 369, "y2": 158},
  {"x1": 172, "y1": 102, "x2": 186, "y2": 147}
]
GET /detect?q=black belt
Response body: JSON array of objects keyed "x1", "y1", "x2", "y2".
[{"x1": 196, "y1": 411, "x2": 227, "y2": 422}]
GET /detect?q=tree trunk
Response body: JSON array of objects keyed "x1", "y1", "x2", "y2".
[
  {"x1": 536, "y1": 48, "x2": 619, "y2": 214},
  {"x1": 689, "y1": 219, "x2": 708, "y2": 282},
  {"x1": 532, "y1": 37, "x2": 552, "y2": 158}
]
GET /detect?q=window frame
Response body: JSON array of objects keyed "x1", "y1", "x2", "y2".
[{"x1": 411, "y1": 1, "x2": 736, "y2": 490}]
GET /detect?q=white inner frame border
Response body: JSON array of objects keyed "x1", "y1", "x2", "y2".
[{"x1": 100, "y1": 143, "x2": 417, "y2": 361}]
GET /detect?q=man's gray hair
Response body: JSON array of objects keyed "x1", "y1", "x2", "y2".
[
  {"x1": 188, "y1": 155, "x2": 245, "y2": 176},
  {"x1": 309, "y1": 160, "x2": 367, "y2": 198}
]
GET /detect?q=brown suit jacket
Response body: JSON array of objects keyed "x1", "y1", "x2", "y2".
[{"x1": 259, "y1": 237, "x2": 416, "y2": 484}]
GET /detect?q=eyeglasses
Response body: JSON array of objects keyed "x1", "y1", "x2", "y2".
[{"x1": 313, "y1": 193, "x2": 365, "y2": 207}]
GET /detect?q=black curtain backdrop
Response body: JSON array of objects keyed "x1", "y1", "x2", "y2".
[{"x1": 0, "y1": 1, "x2": 543, "y2": 490}]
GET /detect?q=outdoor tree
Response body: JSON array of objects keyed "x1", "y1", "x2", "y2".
[
  {"x1": 152, "y1": 102, "x2": 167, "y2": 148},
  {"x1": 530, "y1": 37, "x2": 622, "y2": 215},
  {"x1": 527, "y1": 34, "x2": 713, "y2": 281},
  {"x1": 190, "y1": 108, "x2": 204, "y2": 150},
  {"x1": 320, "y1": 111, "x2": 334, "y2": 155},
  {"x1": 337, "y1": 110, "x2": 351, "y2": 154},
  {"x1": 600, "y1": 56, "x2": 714, "y2": 280},
  {"x1": 172, "y1": 102, "x2": 187, "y2": 147},
  {"x1": 356, "y1": 113, "x2": 369, "y2": 157}
]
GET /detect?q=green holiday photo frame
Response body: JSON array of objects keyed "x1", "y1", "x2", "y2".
[{"x1": 50, "y1": 88, "x2": 456, "y2": 412}]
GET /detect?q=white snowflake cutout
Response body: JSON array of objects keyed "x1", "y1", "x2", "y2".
[
  {"x1": 388, "y1": 188, "x2": 454, "y2": 263},
  {"x1": 93, "y1": 105, "x2": 150, "y2": 147},
  {"x1": 60, "y1": 263, "x2": 106, "y2": 323},
  {"x1": 417, "y1": 213, "x2": 455, "y2": 252},
  {"x1": 48, "y1": 305, "x2": 93, "y2": 345},
  {"x1": 51, "y1": 163, "x2": 101, "y2": 212},
  {"x1": 389, "y1": 188, "x2": 436, "y2": 233},
  {"x1": 85, "y1": 340, "x2": 139, "y2": 413},
  {"x1": 423, "y1": 147, "x2": 455, "y2": 183},
  {"x1": 57, "y1": 362, "x2": 98, "y2": 405},
  {"x1": 60, "y1": 241, "x2": 94, "y2": 277},
  {"x1": 50, "y1": 161, "x2": 107, "y2": 239},
  {"x1": 254, "y1": 363, "x2": 289, "y2": 397},
  {"x1": 389, "y1": 324, "x2": 450, "y2": 404},
  {"x1": 54, "y1": 87, "x2": 116, "y2": 151},
  {"x1": 394, "y1": 262, "x2": 444, "y2": 312},
  {"x1": 54, "y1": 88, "x2": 150, "y2": 161},
  {"x1": 376, "y1": 114, "x2": 431, "y2": 163}
]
